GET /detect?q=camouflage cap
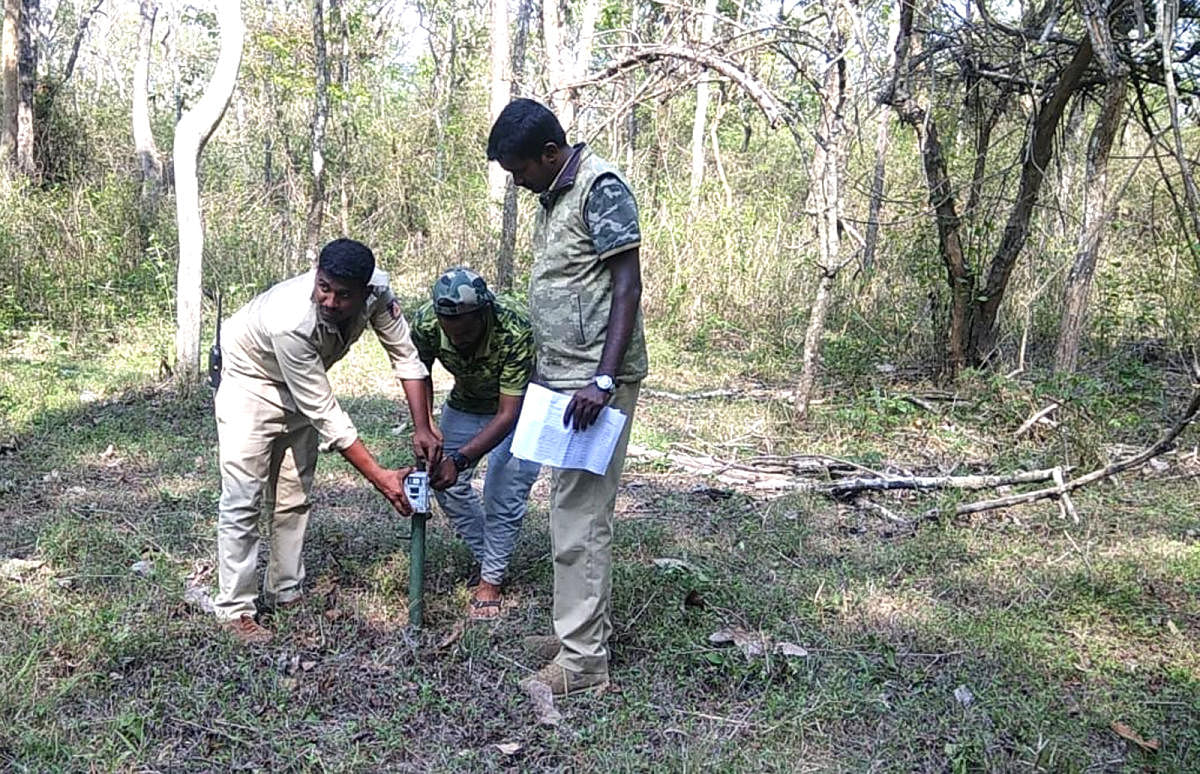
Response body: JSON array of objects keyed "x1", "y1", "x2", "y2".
[{"x1": 431, "y1": 267, "x2": 494, "y2": 316}]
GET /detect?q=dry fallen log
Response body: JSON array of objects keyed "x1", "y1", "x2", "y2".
[
  {"x1": 958, "y1": 387, "x2": 1200, "y2": 515},
  {"x1": 824, "y1": 468, "x2": 1062, "y2": 497}
]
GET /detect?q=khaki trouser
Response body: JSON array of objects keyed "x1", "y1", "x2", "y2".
[
  {"x1": 213, "y1": 378, "x2": 319, "y2": 621},
  {"x1": 550, "y1": 381, "x2": 640, "y2": 675}
]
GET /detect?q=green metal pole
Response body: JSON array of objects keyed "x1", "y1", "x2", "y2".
[
  {"x1": 405, "y1": 465, "x2": 430, "y2": 631},
  {"x1": 408, "y1": 511, "x2": 427, "y2": 630}
]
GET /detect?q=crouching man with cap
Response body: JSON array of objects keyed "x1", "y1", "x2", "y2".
[
  {"x1": 213, "y1": 238, "x2": 441, "y2": 644},
  {"x1": 409, "y1": 267, "x2": 540, "y2": 619}
]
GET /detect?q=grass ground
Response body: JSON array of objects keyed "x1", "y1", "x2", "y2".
[{"x1": 1, "y1": 322, "x2": 1198, "y2": 772}]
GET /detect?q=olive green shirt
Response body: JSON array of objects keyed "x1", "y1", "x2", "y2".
[{"x1": 410, "y1": 294, "x2": 535, "y2": 415}]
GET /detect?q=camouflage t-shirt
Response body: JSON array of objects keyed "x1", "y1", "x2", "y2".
[
  {"x1": 410, "y1": 294, "x2": 535, "y2": 415},
  {"x1": 584, "y1": 174, "x2": 641, "y2": 261}
]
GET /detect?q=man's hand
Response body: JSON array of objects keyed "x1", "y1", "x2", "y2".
[
  {"x1": 563, "y1": 383, "x2": 610, "y2": 431},
  {"x1": 430, "y1": 456, "x2": 459, "y2": 490},
  {"x1": 376, "y1": 466, "x2": 414, "y2": 516},
  {"x1": 412, "y1": 427, "x2": 443, "y2": 469}
]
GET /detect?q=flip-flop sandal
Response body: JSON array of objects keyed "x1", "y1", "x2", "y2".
[{"x1": 468, "y1": 597, "x2": 502, "y2": 621}]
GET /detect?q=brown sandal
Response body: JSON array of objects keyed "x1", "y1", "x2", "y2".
[{"x1": 468, "y1": 597, "x2": 502, "y2": 621}]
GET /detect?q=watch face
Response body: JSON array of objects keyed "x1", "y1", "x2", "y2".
[{"x1": 595, "y1": 375, "x2": 615, "y2": 391}]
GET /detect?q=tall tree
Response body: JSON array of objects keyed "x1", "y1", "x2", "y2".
[
  {"x1": 14, "y1": 0, "x2": 35, "y2": 177},
  {"x1": 1054, "y1": 0, "x2": 1129, "y2": 372},
  {"x1": 688, "y1": 0, "x2": 717, "y2": 207},
  {"x1": 795, "y1": 0, "x2": 851, "y2": 418},
  {"x1": 883, "y1": 0, "x2": 972, "y2": 372},
  {"x1": 0, "y1": 0, "x2": 17, "y2": 164},
  {"x1": 487, "y1": 0, "x2": 510, "y2": 214},
  {"x1": 133, "y1": 0, "x2": 162, "y2": 205},
  {"x1": 495, "y1": 0, "x2": 531, "y2": 291},
  {"x1": 174, "y1": 0, "x2": 245, "y2": 386},
  {"x1": 542, "y1": 0, "x2": 598, "y2": 132},
  {"x1": 303, "y1": 0, "x2": 331, "y2": 268}
]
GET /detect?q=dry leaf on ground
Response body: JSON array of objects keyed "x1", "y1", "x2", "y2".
[
  {"x1": 494, "y1": 742, "x2": 522, "y2": 755},
  {"x1": 1111, "y1": 721, "x2": 1160, "y2": 752}
]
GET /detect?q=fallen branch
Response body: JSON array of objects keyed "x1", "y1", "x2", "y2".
[
  {"x1": 958, "y1": 387, "x2": 1200, "y2": 515},
  {"x1": 643, "y1": 387, "x2": 802, "y2": 402},
  {"x1": 824, "y1": 468, "x2": 1062, "y2": 497},
  {"x1": 1014, "y1": 400, "x2": 1061, "y2": 437}
]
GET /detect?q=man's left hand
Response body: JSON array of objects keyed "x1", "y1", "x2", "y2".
[
  {"x1": 412, "y1": 427, "x2": 443, "y2": 469},
  {"x1": 563, "y1": 384, "x2": 610, "y2": 431}
]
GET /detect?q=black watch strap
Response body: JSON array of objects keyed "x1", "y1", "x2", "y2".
[{"x1": 449, "y1": 450, "x2": 471, "y2": 472}]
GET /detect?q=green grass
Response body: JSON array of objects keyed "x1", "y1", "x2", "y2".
[{"x1": 1, "y1": 324, "x2": 1199, "y2": 771}]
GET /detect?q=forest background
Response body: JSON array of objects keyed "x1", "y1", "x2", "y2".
[{"x1": 1, "y1": 0, "x2": 1199, "y2": 770}]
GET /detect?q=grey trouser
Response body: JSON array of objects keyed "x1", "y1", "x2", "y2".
[
  {"x1": 550, "y1": 381, "x2": 640, "y2": 675},
  {"x1": 213, "y1": 378, "x2": 318, "y2": 620},
  {"x1": 435, "y1": 404, "x2": 541, "y2": 585}
]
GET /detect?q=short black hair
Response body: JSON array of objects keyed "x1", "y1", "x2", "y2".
[
  {"x1": 318, "y1": 238, "x2": 375, "y2": 286},
  {"x1": 486, "y1": 98, "x2": 567, "y2": 161}
]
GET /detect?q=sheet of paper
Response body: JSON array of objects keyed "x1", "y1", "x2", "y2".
[{"x1": 511, "y1": 383, "x2": 628, "y2": 475}]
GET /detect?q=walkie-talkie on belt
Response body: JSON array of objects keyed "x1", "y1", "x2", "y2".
[{"x1": 208, "y1": 289, "x2": 223, "y2": 390}]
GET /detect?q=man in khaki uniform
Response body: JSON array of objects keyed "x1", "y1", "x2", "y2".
[
  {"x1": 487, "y1": 99, "x2": 648, "y2": 695},
  {"x1": 214, "y1": 238, "x2": 441, "y2": 644}
]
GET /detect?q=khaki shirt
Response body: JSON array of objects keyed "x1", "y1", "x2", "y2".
[{"x1": 220, "y1": 269, "x2": 428, "y2": 451}]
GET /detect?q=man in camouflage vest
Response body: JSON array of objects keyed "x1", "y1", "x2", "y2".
[
  {"x1": 487, "y1": 99, "x2": 648, "y2": 695},
  {"x1": 409, "y1": 267, "x2": 540, "y2": 619}
]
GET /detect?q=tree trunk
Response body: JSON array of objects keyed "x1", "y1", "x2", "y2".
[
  {"x1": 331, "y1": 0, "x2": 349, "y2": 234},
  {"x1": 174, "y1": 0, "x2": 244, "y2": 387},
  {"x1": 883, "y1": 0, "x2": 972, "y2": 374},
  {"x1": 303, "y1": 0, "x2": 330, "y2": 268},
  {"x1": 133, "y1": 0, "x2": 162, "y2": 205},
  {"x1": 861, "y1": 110, "x2": 888, "y2": 272},
  {"x1": 688, "y1": 0, "x2": 717, "y2": 207},
  {"x1": 487, "y1": 0, "x2": 510, "y2": 216},
  {"x1": 543, "y1": 0, "x2": 597, "y2": 132},
  {"x1": 496, "y1": 0, "x2": 531, "y2": 291},
  {"x1": 1157, "y1": 0, "x2": 1200, "y2": 252},
  {"x1": 14, "y1": 0, "x2": 35, "y2": 177},
  {"x1": 968, "y1": 38, "x2": 1093, "y2": 362},
  {"x1": 795, "y1": 5, "x2": 848, "y2": 419},
  {"x1": 862, "y1": 10, "x2": 901, "y2": 272},
  {"x1": 1055, "y1": 0, "x2": 1129, "y2": 372},
  {"x1": 1054, "y1": 76, "x2": 1126, "y2": 372},
  {"x1": 1, "y1": 0, "x2": 19, "y2": 163}
]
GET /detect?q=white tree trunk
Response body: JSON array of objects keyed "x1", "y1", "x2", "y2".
[
  {"x1": 487, "y1": 0, "x2": 510, "y2": 213},
  {"x1": 688, "y1": 0, "x2": 717, "y2": 207},
  {"x1": 173, "y1": 0, "x2": 244, "y2": 386},
  {"x1": 133, "y1": 0, "x2": 162, "y2": 204},
  {"x1": 0, "y1": 0, "x2": 17, "y2": 164}
]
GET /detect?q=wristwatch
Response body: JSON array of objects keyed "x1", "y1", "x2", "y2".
[
  {"x1": 448, "y1": 450, "x2": 471, "y2": 472},
  {"x1": 593, "y1": 374, "x2": 616, "y2": 393}
]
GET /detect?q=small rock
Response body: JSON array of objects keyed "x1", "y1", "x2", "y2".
[
  {"x1": 130, "y1": 560, "x2": 152, "y2": 577},
  {"x1": 954, "y1": 684, "x2": 974, "y2": 707}
]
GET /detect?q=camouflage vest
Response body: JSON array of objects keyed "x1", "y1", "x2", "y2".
[{"x1": 530, "y1": 149, "x2": 649, "y2": 389}]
